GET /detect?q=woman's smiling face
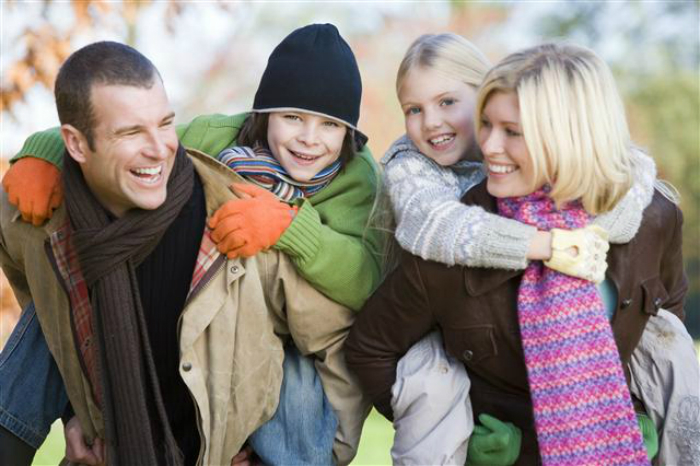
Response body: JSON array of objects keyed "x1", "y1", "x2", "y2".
[{"x1": 478, "y1": 91, "x2": 540, "y2": 198}]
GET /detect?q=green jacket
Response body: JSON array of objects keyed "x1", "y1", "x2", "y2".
[{"x1": 13, "y1": 113, "x2": 383, "y2": 310}]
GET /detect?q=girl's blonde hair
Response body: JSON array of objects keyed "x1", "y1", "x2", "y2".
[
  {"x1": 475, "y1": 43, "x2": 634, "y2": 215},
  {"x1": 396, "y1": 33, "x2": 491, "y2": 95}
]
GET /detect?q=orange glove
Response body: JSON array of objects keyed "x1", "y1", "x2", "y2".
[
  {"x1": 2, "y1": 157, "x2": 63, "y2": 226},
  {"x1": 208, "y1": 183, "x2": 298, "y2": 259}
]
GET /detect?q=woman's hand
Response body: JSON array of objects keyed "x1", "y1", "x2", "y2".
[
  {"x1": 544, "y1": 225, "x2": 610, "y2": 283},
  {"x1": 209, "y1": 183, "x2": 297, "y2": 258},
  {"x1": 466, "y1": 413, "x2": 521, "y2": 466}
]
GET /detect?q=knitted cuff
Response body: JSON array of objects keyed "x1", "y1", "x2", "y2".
[
  {"x1": 274, "y1": 199, "x2": 321, "y2": 264},
  {"x1": 12, "y1": 127, "x2": 65, "y2": 168},
  {"x1": 471, "y1": 215, "x2": 537, "y2": 270}
]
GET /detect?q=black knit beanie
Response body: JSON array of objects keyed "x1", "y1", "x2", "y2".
[{"x1": 253, "y1": 23, "x2": 368, "y2": 149}]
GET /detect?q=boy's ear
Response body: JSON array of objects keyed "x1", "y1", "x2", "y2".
[{"x1": 60, "y1": 124, "x2": 89, "y2": 163}]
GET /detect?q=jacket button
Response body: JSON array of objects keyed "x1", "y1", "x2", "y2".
[
  {"x1": 230, "y1": 266, "x2": 239, "y2": 273},
  {"x1": 182, "y1": 362, "x2": 192, "y2": 372},
  {"x1": 653, "y1": 297, "x2": 662, "y2": 309},
  {"x1": 463, "y1": 350, "x2": 474, "y2": 361},
  {"x1": 621, "y1": 299, "x2": 632, "y2": 309}
]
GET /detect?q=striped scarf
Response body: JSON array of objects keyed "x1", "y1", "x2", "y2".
[
  {"x1": 217, "y1": 144, "x2": 341, "y2": 201},
  {"x1": 498, "y1": 188, "x2": 648, "y2": 466}
]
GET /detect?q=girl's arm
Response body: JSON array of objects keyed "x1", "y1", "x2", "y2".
[
  {"x1": 384, "y1": 139, "x2": 537, "y2": 270},
  {"x1": 274, "y1": 150, "x2": 384, "y2": 311},
  {"x1": 385, "y1": 140, "x2": 657, "y2": 271},
  {"x1": 593, "y1": 148, "x2": 657, "y2": 243}
]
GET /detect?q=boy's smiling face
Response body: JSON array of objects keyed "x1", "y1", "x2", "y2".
[{"x1": 267, "y1": 112, "x2": 347, "y2": 182}]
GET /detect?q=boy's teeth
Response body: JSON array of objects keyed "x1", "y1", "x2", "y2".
[
  {"x1": 490, "y1": 164, "x2": 516, "y2": 174},
  {"x1": 293, "y1": 151, "x2": 316, "y2": 161},
  {"x1": 430, "y1": 135, "x2": 454, "y2": 145}
]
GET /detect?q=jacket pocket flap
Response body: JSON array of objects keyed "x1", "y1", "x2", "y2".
[
  {"x1": 443, "y1": 324, "x2": 497, "y2": 364},
  {"x1": 463, "y1": 267, "x2": 521, "y2": 296},
  {"x1": 641, "y1": 276, "x2": 669, "y2": 316}
]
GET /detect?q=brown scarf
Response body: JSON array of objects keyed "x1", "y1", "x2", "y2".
[{"x1": 63, "y1": 145, "x2": 193, "y2": 466}]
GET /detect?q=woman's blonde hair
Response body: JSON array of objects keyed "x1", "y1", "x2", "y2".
[
  {"x1": 396, "y1": 33, "x2": 491, "y2": 95},
  {"x1": 475, "y1": 43, "x2": 634, "y2": 214}
]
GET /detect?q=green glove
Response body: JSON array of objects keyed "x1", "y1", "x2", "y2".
[
  {"x1": 637, "y1": 413, "x2": 658, "y2": 460},
  {"x1": 466, "y1": 414, "x2": 522, "y2": 466}
]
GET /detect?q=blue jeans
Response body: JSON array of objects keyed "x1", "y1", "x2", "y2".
[
  {"x1": 0, "y1": 303, "x2": 68, "y2": 449},
  {"x1": 249, "y1": 344, "x2": 338, "y2": 465}
]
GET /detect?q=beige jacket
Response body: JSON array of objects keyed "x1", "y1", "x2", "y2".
[{"x1": 0, "y1": 149, "x2": 352, "y2": 465}]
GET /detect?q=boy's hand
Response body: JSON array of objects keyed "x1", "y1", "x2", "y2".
[
  {"x1": 2, "y1": 157, "x2": 63, "y2": 226},
  {"x1": 545, "y1": 225, "x2": 609, "y2": 283},
  {"x1": 466, "y1": 414, "x2": 521, "y2": 466},
  {"x1": 231, "y1": 445, "x2": 257, "y2": 466},
  {"x1": 637, "y1": 413, "x2": 658, "y2": 460},
  {"x1": 209, "y1": 183, "x2": 297, "y2": 259}
]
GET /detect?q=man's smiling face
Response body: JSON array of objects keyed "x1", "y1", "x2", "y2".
[{"x1": 78, "y1": 80, "x2": 178, "y2": 217}]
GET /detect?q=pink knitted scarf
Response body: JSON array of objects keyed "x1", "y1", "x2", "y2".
[{"x1": 498, "y1": 188, "x2": 648, "y2": 466}]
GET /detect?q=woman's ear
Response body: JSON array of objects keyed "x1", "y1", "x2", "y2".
[{"x1": 60, "y1": 124, "x2": 89, "y2": 163}]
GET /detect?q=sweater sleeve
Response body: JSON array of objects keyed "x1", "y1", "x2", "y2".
[
  {"x1": 274, "y1": 150, "x2": 384, "y2": 311},
  {"x1": 9, "y1": 112, "x2": 250, "y2": 167},
  {"x1": 383, "y1": 141, "x2": 536, "y2": 270},
  {"x1": 11, "y1": 127, "x2": 65, "y2": 167},
  {"x1": 593, "y1": 148, "x2": 657, "y2": 244}
]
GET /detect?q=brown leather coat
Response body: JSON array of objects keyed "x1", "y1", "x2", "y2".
[{"x1": 346, "y1": 181, "x2": 687, "y2": 465}]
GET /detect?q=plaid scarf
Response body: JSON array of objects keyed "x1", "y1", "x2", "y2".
[
  {"x1": 498, "y1": 188, "x2": 648, "y2": 466},
  {"x1": 217, "y1": 144, "x2": 341, "y2": 201},
  {"x1": 63, "y1": 145, "x2": 193, "y2": 466}
]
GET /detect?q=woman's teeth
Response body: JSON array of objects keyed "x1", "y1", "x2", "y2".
[
  {"x1": 489, "y1": 164, "x2": 516, "y2": 174},
  {"x1": 429, "y1": 135, "x2": 454, "y2": 146}
]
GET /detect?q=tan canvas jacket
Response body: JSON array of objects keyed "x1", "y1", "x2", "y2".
[{"x1": 0, "y1": 149, "x2": 349, "y2": 465}]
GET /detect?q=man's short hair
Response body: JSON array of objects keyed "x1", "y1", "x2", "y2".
[{"x1": 55, "y1": 41, "x2": 161, "y2": 150}]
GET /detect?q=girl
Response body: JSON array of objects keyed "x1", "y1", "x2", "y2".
[
  {"x1": 374, "y1": 33, "x2": 657, "y2": 466},
  {"x1": 0, "y1": 24, "x2": 380, "y2": 466},
  {"x1": 347, "y1": 42, "x2": 693, "y2": 465}
]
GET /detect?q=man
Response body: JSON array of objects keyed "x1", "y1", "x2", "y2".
[{"x1": 0, "y1": 41, "x2": 350, "y2": 465}]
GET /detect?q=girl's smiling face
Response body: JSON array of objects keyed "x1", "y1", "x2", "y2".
[
  {"x1": 267, "y1": 112, "x2": 347, "y2": 182},
  {"x1": 478, "y1": 91, "x2": 539, "y2": 198},
  {"x1": 399, "y1": 66, "x2": 478, "y2": 166}
]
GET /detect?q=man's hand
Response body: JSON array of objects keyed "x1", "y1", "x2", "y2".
[
  {"x1": 466, "y1": 414, "x2": 521, "y2": 466},
  {"x1": 544, "y1": 225, "x2": 610, "y2": 283},
  {"x1": 64, "y1": 416, "x2": 104, "y2": 465},
  {"x1": 2, "y1": 157, "x2": 63, "y2": 226},
  {"x1": 209, "y1": 183, "x2": 297, "y2": 259}
]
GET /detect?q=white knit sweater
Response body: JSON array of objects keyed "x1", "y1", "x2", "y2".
[{"x1": 381, "y1": 135, "x2": 656, "y2": 270}]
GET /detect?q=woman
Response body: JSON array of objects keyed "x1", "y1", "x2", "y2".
[{"x1": 346, "y1": 43, "x2": 688, "y2": 465}]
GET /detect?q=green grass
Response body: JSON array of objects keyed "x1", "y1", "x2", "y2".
[
  {"x1": 32, "y1": 421, "x2": 64, "y2": 466},
  {"x1": 32, "y1": 409, "x2": 395, "y2": 465}
]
